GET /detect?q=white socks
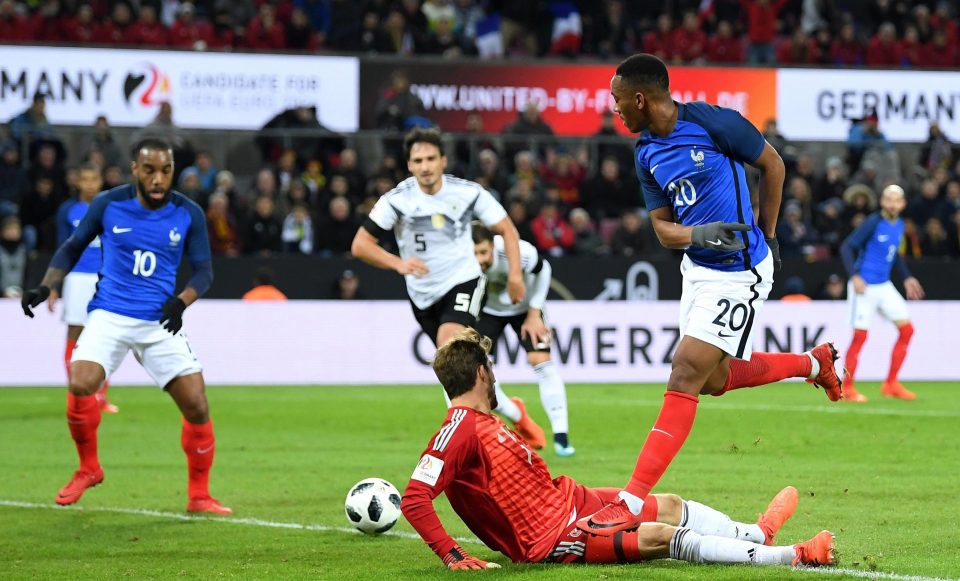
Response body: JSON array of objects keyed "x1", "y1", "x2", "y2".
[
  {"x1": 671, "y1": 528, "x2": 795, "y2": 566},
  {"x1": 806, "y1": 351, "x2": 820, "y2": 380},
  {"x1": 533, "y1": 361, "x2": 568, "y2": 434},
  {"x1": 618, "y1": 490, "x2": 645, "y2": 516},
  {"x1": 681, "y1": 500, "x2": 767, "y2": 544},
  {"x1": 492, "y1": 381, "x2": 522, "y2": 423}
]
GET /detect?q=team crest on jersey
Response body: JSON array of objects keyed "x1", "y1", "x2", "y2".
[
  {"x1": 169, "y1": 227, "x2": 182, "y2": 247},
  {"x1": 431, "y1": 214, "x2": 446, "y2": 230},
  {"x1": 690, "y1": 148, "x2": 705, "y2": 169}
]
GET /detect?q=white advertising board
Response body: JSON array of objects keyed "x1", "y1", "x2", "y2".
[
  {"x1": 0, "y1": 46, "x2": 359, "y2": 131},
  {"x1": 776, "y1": 68, "x2": 960, "y2": 142},
  {"x1": 2, "y1": 300, "x2": 958, "y2": 386}
]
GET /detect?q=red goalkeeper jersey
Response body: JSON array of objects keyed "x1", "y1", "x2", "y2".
[{"x1": 401, "y1": 406, "x2": 577, "y2": 564}]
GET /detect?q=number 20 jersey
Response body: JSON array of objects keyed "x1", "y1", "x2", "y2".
[
  {"x1": 635, "y1": 101, "x2": 769, "y2": 273},
  {"x1": 69, "y1": 184, "x2": 210, "y2": 321}
]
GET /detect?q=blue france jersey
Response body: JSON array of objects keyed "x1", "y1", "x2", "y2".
[
  {"x1": 56, "y1": 199, "x2": 101, "y2": 274},
  {"x1": 843, "y1": 213, "x2": 905, "y2": 284},
  {"x1": 636, "y1": 102, "x2": 769, "y2": 272},
  {"x1": 57, "y1": 185, "x2": 210, "y2": 321}
]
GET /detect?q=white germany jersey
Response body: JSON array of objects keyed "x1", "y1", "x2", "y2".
[
  {"x1": 368, "y1": 175, "x2": 507, "y2": 309},
  {"x1": 483, "y1": 235, "x2": 543, "y2": 317}
]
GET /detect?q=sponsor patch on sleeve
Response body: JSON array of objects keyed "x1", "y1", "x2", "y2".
[{"x1": 411, "y1": 454, "x2": 444, "y2": 486}]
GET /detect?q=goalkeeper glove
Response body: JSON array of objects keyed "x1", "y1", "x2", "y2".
[
  {"x1": 160, "y1": 297, "x2": 187, "y2": 334},
  {"x1": 442, "y1": 544, "x2": 501, "y2": 570}
]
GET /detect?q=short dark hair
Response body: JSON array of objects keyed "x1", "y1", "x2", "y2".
[
  {"x1": 615, "y1": 54, "x2": 670, "y2": 94},
  {"x1": 130, "y1": 137, "x2": 173, "y2": 161},
  {"x1": 471, "y1": 222, "x2": 494, "y2": 244},
  {"x1": 433, "y1": 328, "x2": 492, "y2": 400},
  {"x1": 404, "y1": 127, "x2": 444, "y2": 160},
  {"x1": 77, "y1": 162, "x2": 100, "y2": 174}
]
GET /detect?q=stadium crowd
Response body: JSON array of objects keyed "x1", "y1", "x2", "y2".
[{"x1": 3, "y1": 0, "x2": 960, "y2": 298}]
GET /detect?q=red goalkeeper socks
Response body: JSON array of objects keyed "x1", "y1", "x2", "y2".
[{"x1": 624, "y1": 391, "x2": 699, "y2": 499}]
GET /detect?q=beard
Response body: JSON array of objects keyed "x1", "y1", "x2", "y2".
[
  {"x1": 137, "y1": 177, "x2": 171, "y2": 209},
  {"x1": 487, "y1": 375, "x2": 498, "y2": 409}
]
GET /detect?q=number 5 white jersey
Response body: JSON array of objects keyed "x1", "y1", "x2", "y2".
[{"x1": 368, "y1": 175, "x2": 507, "y2": 309}]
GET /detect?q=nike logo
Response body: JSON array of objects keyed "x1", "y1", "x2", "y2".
[
  {"x1": 706, "y1": 239, "x2": 723, "y2": 246},
  {"x1": 196, "y1": 446, "x2": 214, "y2": 454},
  {"x1": 650, "y1": 164, "x2": 660, "y2": 174},
  {"x1": 651, "y1": 428, "x2": 674, "y2": 438},
  {"x1": 113, "y1": 226, "x2": 132, "y2": 234},
  {"x1": 878, "y1": 235, "x2": 889, "y2": 242},
  {"x1": 567, "y1": 507, "x2": 578, "y2": 526},
  {"x1": 719, "y1": 331, "x2": 736, "y2": 338}
]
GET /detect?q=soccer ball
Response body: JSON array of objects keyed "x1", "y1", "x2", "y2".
[{"x1": 344, "y1": 478, "x2": 402, "y2": 534}]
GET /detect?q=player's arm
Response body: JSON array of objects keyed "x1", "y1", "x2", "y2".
[
  {"x1": 520, "y1": 252, "x2": 552, "y2": 346},
  {"x1": 22, "y1": 197, "x2": 106, "y2": 317},
  {"x1": 489, "y1": 217, "x2": 525, "y2": 303},
  {"x1": 401, "y1": 435, "x2": 499, "y2": 570},
  {"x1": 159, "y1": 201, "x2": 215, "y2": 334},
  {"x1": 351, "y1": 197, "x2": 428, "y2": 276},
  {"x1": 751, "y1": 142, "x2": 785, "y2": 239},
  {"x1": 893, "y1": 253, "x2": 925, "y2": 300},
  {"x1": 839, "y1": 215, "x2": 877, "y2": 294}
]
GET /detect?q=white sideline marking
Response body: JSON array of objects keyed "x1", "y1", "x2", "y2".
[
  {"x1": 618, "y1": 400, "x2": 960, "y2": 419},
  {"x1": 2, "y1": 500, "x2": 954, "y2": 581}
]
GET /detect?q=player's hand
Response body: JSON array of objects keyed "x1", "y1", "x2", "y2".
[
  {"x1": 507, "y1": 273, "x2": 526, "y2": 304},
  {"x1": 521, "y1": 311, "x2": 551, "y2": 348},
  {"x1": 160, "y1": 297, "x2": 187, "y2": 334},
  {"x1": 765, "y1": 237, "x2": 782, "y2": 272},
  {"x1": 904, "y1": 276, "x2": 925, "y2": 300},
  {"x1": 690, "y1": 222, "x2": 750, "y2": 251},
  {"x1": 442, "y1": 544, "x2": 501, "y2": 571},
  {"x1": 851, "y1": 275, "x2": 867, "y2": 295},
  {"x1": 396, "y1": 257, "x2": 429, "y2": 277},
  {"x1": 21, "y1": 285, "x2": 50, "y2": 318},
  {"x1": 46, "y1": 287, "x2": 60, "y2": 313}
]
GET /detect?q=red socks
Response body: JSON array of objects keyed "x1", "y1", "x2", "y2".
[
  {"x1": 66, "y1": 392, "x2": 101, "y2": 473},
  {"x1": 64, "y1": 339, "x2": 76, "y2": 378},
  {"x1": 624, "y1": 391, "x2": 699, "y2": 499},
  {"x1": 719, "y1": 352, "x2": 813, "y2": 394},
  {"x1": 846, "y1": 329, "x2": 868, "y2": 383},
  {"x1": 181, "y1": 418, "x2": 216, "y2": 500},
  {"x1": 887, "y1": 323, "x2": 914, "y2": 383}
]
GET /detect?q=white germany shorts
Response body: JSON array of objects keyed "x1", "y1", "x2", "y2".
[
  {"x1": 72, "y1": 309, "x2": 202, "y2": 388},
  {"x1": 62, "y1": 272, "x2": 99, "y2": 326},
  {"x1": 847, "y1": 280, "x2": 909, "y2": 330},
  {"x1": 679, "y1": 253, "x2": 774, "y2": 360}
]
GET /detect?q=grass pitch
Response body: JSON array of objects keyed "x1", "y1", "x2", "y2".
[{"x1": 1, "y1": 382, "x2": 958, "y2": 580}]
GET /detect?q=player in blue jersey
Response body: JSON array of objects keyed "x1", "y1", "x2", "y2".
[
  {"x1": 578, "y1": 54, "x2": 843, "y2": 536},
  {"x1": 49, "y1": 164, "x2": 118, "y2": 414},
  {"x1": 21, "y1": 138, "x2": 230, "y2": 515},
  {"x1": 840, "y1": 184, "x2": 924, "y2": 402}
]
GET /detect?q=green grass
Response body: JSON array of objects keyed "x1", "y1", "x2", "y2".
[{"x1": 1, "y1": 382, "x2": 958, "y2": 580}]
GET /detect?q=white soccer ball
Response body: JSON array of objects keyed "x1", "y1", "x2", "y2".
[{"x1": 344, "y1": 478, "x2": 402, "y2": 534}]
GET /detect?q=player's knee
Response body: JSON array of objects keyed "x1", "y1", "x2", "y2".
[
  {"x1": 68, "y1": 369, "x2": 101, "y2": 396},
  {"x1": 181, "y1": 397, "x2": 209, "y2": 424},
  {"x1": 652, "y1": 493, "x2": 683, "y2": 525},
  {"x1": 527, "y1": 352, "x2": 550, "y2": 367},
  {"x1": 667, "y1": 360, "x2": 704, "y2": 394},
  {"x1": 899, "y1": 322, "x2": 914, "y2": 340},
  {"x1": 634, "y1": 522, "x2": 674, "y2": 554}
]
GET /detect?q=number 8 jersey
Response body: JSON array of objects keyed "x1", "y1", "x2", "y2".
[
  {"x1": 635, "y1": 101, "x2": 770, "y2": 273},
  {"x1": 367, "y1": 175, "x2": 507, "y2": 310},
  {"x1": 51, "y1": 184, "x2": 211, "y2": 321}
]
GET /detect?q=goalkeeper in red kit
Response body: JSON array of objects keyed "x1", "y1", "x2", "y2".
[{"x1": 401, "y1": 328, "x2": 836, "y2": 570}]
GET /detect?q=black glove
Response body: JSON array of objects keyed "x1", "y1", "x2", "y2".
[
  {"x1": 21, "y1": 285, "x2": 50, "y2": 318},
  {"x1": 766, "y1": 237, "x2": 782, "y2": 272},
  {"x1": 160, "y1": 297, "x2": 187, "y2": 334},
  {"x1": 690, "y1": 222, "x2": 750, "y2": 251}
]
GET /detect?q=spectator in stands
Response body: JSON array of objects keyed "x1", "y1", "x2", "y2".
[
  {"x1": 244, "y1": 195, "x2": 283, "y2": 255},
  {"x1": 177, "y1": 167, "x2": 203, "y2": 203},
  {"x1": 609, "y1": 210, "x2": 646, "y2": 257},
  {"x1": 907, "y1": 179, "x2": 948, "y2": 225},
  {"x1": 183, "y1": 150, "x2": 217, "y2": 196},
  {"x1": 503, "y1": 102, "x2": 555, "y2": 162},
  {"x1": 257, "y1": 105, "x2": 344, "y2": 167},
  {"x1": 813, "y1": 156, "x2": 848, "y2": 202},
  {"x1": 507, "y1": 198, "x2": 535, "y2": 244},
  {"x1": 130, "y1": 4, "x2": 169, "y2": 46},
  {"x1": 762, "y1": 118, "x2": 789, "y2": 156},
  {"x1": 332, "y1": 269, "x2": 364, "y2": 300},
  {"x1": 920, "y1": 122, "x2": 954, "y2": 173},
  {"x1": 95, "y1": 2, "x2": 133, "y2": 45},
  {"x1": 923, "y1": 30, "x2": 957, "y2": 68},
  {"x1": 777, "y1": 28, "x2": 819, "y2": 64},
  {"x1": 830, "y1": 23, "x2": 865, "y2": 65},
  {"x1": 334, "y1": 148, "x2": 366, "y2": 195},
  {"x1": 776, "y1": 200, "x2": 815, "y2": 259},
  {"x1": 32, "y1": 0, "x2": 65, "y2": 42},
  {"x1": 921, "y1": 217, "x2": 951, "y2": 256},
  {"x1": 593, "y1": 110, "x2": 634, "y2": 171},
  {"x1": 9, "y1": 94, "x2": 62, "y2": 160},
  {"x1": 780, "y1": 276, "x2": 811, "y2": 302},
  {"x1": 169, "y1": 2, "x2": 214, "y2": 49},
  {"x1": 286, "y1": 7, "x2": 321, "y2": 51},
  {"x1": 741, "y1": 0, "x2": 787, "y2": 64},
  {"x1": 282, "y1": 204, "x2": 315, "y2": 254},
  {"x1": 418, "y1": 15, "x2": 467, "y2": 56},
  {"x1": 842, "y1": 183, "x2": 877, "y2": 226},
  {"x1": 81, "y1": 116, "x2": 124, "y2": 170},
  {"x1": 20, "y1": 174, "x2": 63, "y2": 252},
  {"x1": 866, "y1": 22, "x2": 902, "y2": 66},
  {"x1": 66, "y1": 3, "x2": 97, "y2": 43},
  {"x1": 589, "y1": 0, "x2": 633, "y2": 58},
  {"x1": 0, "y1": 215, "x2": 25, "y2": 297},
  {"x1": 642, "y1": 13, "x2": 676, "y2": 63},
  {"x1": 274, "y1": 149, "x2": 300, "y2": 198},
  {"x1": 707, "y1": 20, "x2": 744, "y2": 63},
  {"x1": 473, "y1": 148, "x2": 510, "y2": 197},
  {"x1": 787, "y1": 152, "x2": 817, "y2": 192},
  {"x1": 242, "y1": 267, "x2": 288, "y2": 301},
  {"x1": 375, "y1": 70, "x2": 428, "y2": 131},
  {"x1": 246, "y1": 2, "x2": 287, "y2": 50},
  {"x1": 498, "y1": 0, "x2": 539, "y2": 56},
  {"x1": 580, "y1": 156, "x2": 637, "y2": 221},
  {"x1": 211, "y1": 170, "x2": 246, "y2": 221},
  {"x1": 568, "y1": 207, "x2": 605, "y2": 256},
  {"x1": 206, "y1": 191, "x2": 241, "y2": 257},
  {"x1": 672, "y1": 11, "x2": 707, "y2": 63},
  {"x1": 949, "y1": 210, "x2": 960, "y2": 257},
  {"x1": 530, "y1": 201, "x2": 574, "y2": 257},
  {"x1": 847, "y1": 111, "x2": 891, "y2": 174},
  {"x1": 785, "y1": 176, "x2": 815, "y2": 223},
  {"x1": 539, "y1": 149, "x2": 585, "y2": 208},
  {"x1": 103, "y1": 164, "x2": 124, "y2": 190},
  {"x1": 28, "y1": 144, "x2": 66, "y2": 199},
  {"x1": 0, "y1": 0, "x2": 32, "y2": 43},
  {"x1": 818, "y1": 273, "x2": 845, "y2": 300},
  {"x1": 0, "y1": 144, "x2": 27, "y2": 218},
  {"x1": 900, "y1": 25, "x2": 924, "y2": 66},
  {"x1": 814, "y1": 198, "x2": 847, "y2": 255},
  {"x1": 811, "y1": 27, "x2": 834, "y2": 65},
  {"x1": 357, "y1": 10, "x2": 390, "y2": 52},
  {"x1": 317, "y1": 195, "x2": 358, "y2": 256}
]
